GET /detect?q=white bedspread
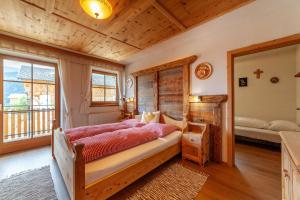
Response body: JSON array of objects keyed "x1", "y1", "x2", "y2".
[
  {"x1": 85, "y1": 131, "x2": 182, "y2": 185},
  {"x1": 235, "y1": 126, "x2": 281, "y2": 143}
]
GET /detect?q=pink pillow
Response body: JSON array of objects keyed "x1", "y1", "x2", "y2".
[
  {"x1": 121, "y1": 119, "x2": 145, "y2": 128},
  {"x1": 144, "y1": 123, "x2": 179, "y2": 137}
]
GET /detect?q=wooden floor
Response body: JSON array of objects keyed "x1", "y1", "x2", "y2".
[
  {"x1": 0, "y1": 143, "x2": 281, "y2": 200},
  {"x1": 196, "y1": 143, "x2": 281, "y2": 200}
]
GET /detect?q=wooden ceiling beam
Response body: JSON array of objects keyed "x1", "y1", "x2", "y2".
[
  {"x1": 151, "y1": 0, "x2": 186, "y2": 31},
  {"x1": 45, "y1": 0, "x2": 56, "y2": 14},
  {"x1": 104, "y1": 0, "x2": 153, "y2": 35}
]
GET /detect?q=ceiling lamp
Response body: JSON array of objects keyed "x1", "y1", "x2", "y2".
[{"x1": 80, "y1": 0, "x2": 112, "y2": 19}]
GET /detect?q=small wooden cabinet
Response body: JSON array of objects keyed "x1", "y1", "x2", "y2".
[
  {"x1": 182, "y1": 122, "x2": 209, "y2": 166},
  {"x1": 280, "y1": 132, "x2": 300, "y2": 200}
]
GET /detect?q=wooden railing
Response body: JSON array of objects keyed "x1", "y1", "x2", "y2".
[{"x1": 3, "y1": 109, "x2": 55, "y2": 142}]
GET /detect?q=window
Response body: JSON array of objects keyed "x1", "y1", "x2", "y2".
[
  {"x1": 1, "y1": 55, "x2": 60, "y2": 143},
  {"x1": 91, "y1": 70, "x2": 118, "y2": 106}
]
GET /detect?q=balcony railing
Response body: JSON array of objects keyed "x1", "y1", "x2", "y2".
[{"x1": 3, "y1": 109, "x2": 55, "y2": 142}]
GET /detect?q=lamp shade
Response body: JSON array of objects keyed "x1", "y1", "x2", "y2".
[
  {"x1": 126, "y1": 98, "x2": 134, "y2": 103},
  {"x1": 80, "y1": 0, "x2": 112, "y2": 19},
  {"x1": 189, "y1": 96, "x2": 201, "y2": 103}
]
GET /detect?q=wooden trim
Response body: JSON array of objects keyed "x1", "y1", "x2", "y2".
[
  {"x1": 0, "y1": 33, "x2": 125, "y2": 68},
  {"x1": 90, "y1": 70, "x2": 119, "y2": 107},
  {"x1": 153, "y1": 72, "x2": 159, "y2": 111},
  {"x1": 200, "y1": 95, "x2": 228, "y2": 104},
  {"x1": 0, "y1": 54, "x2": 57, "y2": 66},
  {"x1": 151, "y1": 0, "x2": 186, "y2": 31},
  {"x1": 182, "y1": 64, "x2": 190, "y2": 121},
  {"x1": 228, "y1": 33, "x2": 300, "y2": 57},
  {"x1": 131, "y1": 56, "x2": 197, "y2": 77},
  {"x1": 0, "y1": 135, "x2": 51, "y2": 155},
  {"x1": 0, "y1": 56, "x2": 3, "y2": 144},
  {"x1": 227, "y1": 33, "x2": 300, "y2": 167},
  {"x1": 134, "y1": 76, "x2": 138, "y2": 114},
  {"x1": 92, "y1": 69, "x2": 118, "y2": 77}
]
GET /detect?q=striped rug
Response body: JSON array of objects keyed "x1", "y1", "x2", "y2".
[
  {"x1": 110, "y1": 159, "x2": 208, "y2": 200},
  {"x1": 0, "y1": 166, "x2": 57, "y2": 200}
]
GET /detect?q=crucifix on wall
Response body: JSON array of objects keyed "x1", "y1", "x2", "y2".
[{"x1": 253, "y1": 68, "x2": 264, "y2": 79}]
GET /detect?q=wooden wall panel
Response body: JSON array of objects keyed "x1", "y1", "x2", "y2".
[
  {"x1": 137, "y1": 73, "x2": 156, "y2": 113},
  {"x1": 189, "y1": 95, "x2": 227, "y2": 163},
  {"x1": 158, "y1": 67, "x2": 183, "y2": 120}
]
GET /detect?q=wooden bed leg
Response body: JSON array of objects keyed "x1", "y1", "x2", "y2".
[
  {"x1": 51, "y1": 120, "x2": 58, "y2": 160},
  {"x1": 73, "y1": 143, "x2": 85, "y2": 200}
]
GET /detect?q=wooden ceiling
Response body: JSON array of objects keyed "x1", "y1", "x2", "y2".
[{"x1": 0, "y1": 0, "x2": 252, "y2": 62}]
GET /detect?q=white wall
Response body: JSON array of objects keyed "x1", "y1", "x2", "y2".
[
  {"x1": 234, "y1": 46, "x2": 297, "y2": 122},
  {"x1": 123, "y1": 0, "x2": 300, "y2": 161},
  {"x1": 296, "y1": 45, "x2": 300, "y2": 125}
]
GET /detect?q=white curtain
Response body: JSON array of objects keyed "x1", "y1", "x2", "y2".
[
  {"x1": 58, "y1": 59, "x2": 73, "y2": 129},
  {"x1": 80, "y1": 65, "x2": 92, "y2": 114},
  {"x1": 117, "y1": 70, "x2": 124, "y2": 109}
]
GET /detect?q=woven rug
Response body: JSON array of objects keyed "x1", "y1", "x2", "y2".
[
  {"x1": 110, "y1": 159, "x2": 209, "y2": 200},
  {"x1": 0, "y1": 166, "x2": 57, "y2": 200}
]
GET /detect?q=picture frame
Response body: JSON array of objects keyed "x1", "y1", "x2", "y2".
[{"x1": 239, "y1": 77, "x2": 248, "y2": 87}]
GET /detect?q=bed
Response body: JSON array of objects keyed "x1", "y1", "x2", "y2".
[
  {"x1": 235, "y1": 125, "x2": 281, "y2": 144},
  {"x1": 52, "y1": 114, "x2": 186, "y2": 200},
  {"x1": 234, "y1": 117, "x2": 300, "y2": 146},
  {"x1": 52, "y1": 57, "x2": 195, "y2": 200}
]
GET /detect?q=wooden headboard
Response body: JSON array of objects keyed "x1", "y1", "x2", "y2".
[{"x1": 132, "y1": 56, "x2": 197, "y2": 121}]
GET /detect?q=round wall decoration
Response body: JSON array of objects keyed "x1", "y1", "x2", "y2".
[
  {"x1": 195, "y1": 62, "x2": 213, "y2": 80},
  {"x1": 270, "y1": 77, "x2": 279, "y2": 84},
  {"x1": 126, "y1": 77, "x2": 133, "y2": 88}
]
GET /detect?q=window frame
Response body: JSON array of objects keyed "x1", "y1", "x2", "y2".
[
  {"x1": 90, "y1": 69, "x2": 119, "y2": 107},
  {"x1": 0, "y1": 54, "x2": 60, "y2": 143}
]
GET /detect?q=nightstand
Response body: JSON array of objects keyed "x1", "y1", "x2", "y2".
[
  {"x1": 182, "y1": 122, "x2": 209, "y2": 166},
  {"x1": 120, "y1": 110, "x2": 134, "y2": 120}
]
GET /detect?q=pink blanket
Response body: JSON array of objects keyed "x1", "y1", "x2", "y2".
[
  {"x1": 66, "y1": 119, "x2": 145, "y2": 142},
  {"x1": 74, "y1": 123, "x2": 179, "y2": 163}
]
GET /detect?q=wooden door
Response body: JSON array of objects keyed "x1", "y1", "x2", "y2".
[{"x1": 0, "y1": 55, "x2": 60, "y2": 154}]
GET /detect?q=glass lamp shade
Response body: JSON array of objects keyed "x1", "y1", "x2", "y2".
[
  {"x1": 80, "y1": 0, "x2": 112, "y2": 19},
  {"x1": 189, "y1": 95, "x2": 201, "y2": 103}
]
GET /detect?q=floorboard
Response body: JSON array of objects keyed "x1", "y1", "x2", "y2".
[{"x1": 0, "y1": 143, "x2": 281, "y2": 200}]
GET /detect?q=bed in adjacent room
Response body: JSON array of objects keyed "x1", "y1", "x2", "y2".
[{"x1": 234, "y1": 117, "x2": 300, "y2": 146}]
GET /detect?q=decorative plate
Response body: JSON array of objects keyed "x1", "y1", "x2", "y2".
[
  {"x1": 195, "y1": 62, "x2": 213, "y2": 80},
  {"x1": 126, "y1": 77, "x2": 133, "y2": 88}
]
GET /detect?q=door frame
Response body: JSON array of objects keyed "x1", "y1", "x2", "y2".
[
  {"x1": 227, "y1": 33, "x2": 300, "y2": 167},
  {"x1": 0, "y1": 54, "x2": 60, "y2": 155}
]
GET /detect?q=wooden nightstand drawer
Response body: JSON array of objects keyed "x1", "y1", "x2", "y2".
[{"x1": 183, "y1": 145, "x2": 199, "y2": 157}]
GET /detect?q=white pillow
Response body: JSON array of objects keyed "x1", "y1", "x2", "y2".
[
  {"x1": 151, "y1": 111, "x2": 160, "y2": 123},
  {"x1": 135, "y1": 114, "x2": 142, "y2": 121},
  {"x1": 140, "y1": 111, "x2": 160, "y2": 123},
  {"x1": 235, "y1": 116, "x2": 269, "y2": 129},
  {"x1": 269, "y1": 120, "x2": 300, "y2": 132}
]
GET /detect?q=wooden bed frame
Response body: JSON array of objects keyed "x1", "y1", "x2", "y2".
[{"x1": 52, "y1": 115, "x2": 186, "y2": 200}]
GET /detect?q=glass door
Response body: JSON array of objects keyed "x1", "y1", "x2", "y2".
[{"x1": 0, "y1": 55, "x2": 59, "y2": 148}]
